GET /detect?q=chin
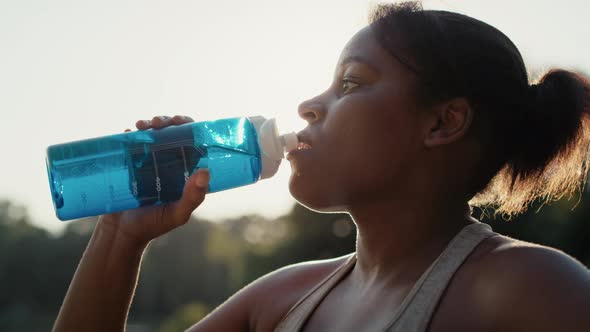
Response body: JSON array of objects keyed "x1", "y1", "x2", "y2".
[
  {"x1": 294, "y1": 199, "x2": 348, "y2": 214},
  {"x1": 289, "y1": 178, "x2": 348, "y2": 214}
]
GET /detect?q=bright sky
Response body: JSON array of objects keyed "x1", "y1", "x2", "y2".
[{"x1": 1, "y1": 0, "x2": 589, "y2": 234}]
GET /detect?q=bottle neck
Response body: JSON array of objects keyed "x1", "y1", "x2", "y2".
[{"x1": 248, "y1": 116, "x2": 297, "y2": 180}]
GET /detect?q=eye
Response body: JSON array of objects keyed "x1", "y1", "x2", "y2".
[{"x1": 341, "y1": 79, "x2": 360, "y2": 94}]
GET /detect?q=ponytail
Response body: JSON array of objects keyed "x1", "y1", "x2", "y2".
[{"x1": 472, "y1": 70, "x2": 590, "y2": 217}]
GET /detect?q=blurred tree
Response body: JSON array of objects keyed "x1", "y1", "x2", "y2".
[
  {"x1": 0, "y1": 201, "x2": 91, "y2": 331},
  {"x1": 240, "y1": 204, "x2": 356, "y2": 287},
  {"x1": 131, "y1": 217, "x2": 231, "y2": 323},
  {"x1": 482, "y1": 193, "x2": 590, "y2": 266},
  {"x1": 0, "y1": 194, "x2": 588, "y2": 332},
  {"x1": 158, "y1": 302, "x2": 209, "y2": 332}
]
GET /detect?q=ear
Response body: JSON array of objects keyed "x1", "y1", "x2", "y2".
[{"x1": 424, "y1": 97, "x2": 473, "y2": 148}]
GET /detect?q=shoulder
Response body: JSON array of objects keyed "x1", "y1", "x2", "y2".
[
  {"x1": 462, "y1": 235, "x2": 590, "y2": 331},
  {"x1": 187, "y1": 253, "x2": 353, "y2": 332},
  {"x1": 475, "y1": 235, "x2": 590, "y2": 299},
  {"x1": 246, "y1": 253, "x2": 354, "y2": 330},
  {"x1": 254, "y1": 253, "x2": 354, "y2": 291}
]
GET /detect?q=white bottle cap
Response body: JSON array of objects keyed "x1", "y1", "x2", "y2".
[
  {"x1": 248, "y1": 116, "x2": 299, "y2": 179},
  {"x1": 280, "y1": 132, "x2": 299, "y2": 153}
]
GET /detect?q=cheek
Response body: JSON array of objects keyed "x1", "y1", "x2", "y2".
[
  {"x1": 337, "y1": 127, "x2": 416, "y2": 199},
  {"x1": 290, "y1": 118, "x2": 417, "y2": 209},
  {"x1": 331, "y1": 99, "x2": 417, "y2": 172},
  {"x1": 288, "y1": 86, "x2": 421, "y2": 208}
]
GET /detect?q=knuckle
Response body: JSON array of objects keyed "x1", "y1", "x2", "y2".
[
  {"x1": 153, "y1": 116, "x2": 171, "y2": 127},
  {"x1": 136, "y1": 120, "x2": 151, "y2": 130}
]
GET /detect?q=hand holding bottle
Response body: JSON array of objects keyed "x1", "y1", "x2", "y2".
[
  {"x1": 46, "y1": 114, "x2": 297, "y2": 222},
  {"x1": 98, "y1": 115, "x2": 209, "y2": 248}
]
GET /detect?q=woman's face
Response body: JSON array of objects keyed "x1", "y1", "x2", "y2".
[{"x1": 288, "y1": 26, "x2": 428, "y2": 212}]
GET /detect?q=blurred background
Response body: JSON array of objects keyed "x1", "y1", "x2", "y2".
[{"x1": 1, "y1": 0, "x2": 589, "y2": 331}]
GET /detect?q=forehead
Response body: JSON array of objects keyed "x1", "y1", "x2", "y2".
[{"x1": 337, "y1": 26, "x2": 398, "y2": 72}]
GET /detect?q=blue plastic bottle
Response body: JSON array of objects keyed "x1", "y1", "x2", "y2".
[{"x1": 46, "y1": 116, "x2": 298, "y2": 221}]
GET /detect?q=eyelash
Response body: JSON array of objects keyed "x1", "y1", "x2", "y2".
[{"x1": 341, "y1": 78, "x2": 360, "y2": 94}]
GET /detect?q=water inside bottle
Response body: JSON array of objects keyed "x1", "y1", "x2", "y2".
[{"x1": 47, "y1": 118, "x2": 262, "y2": 220}]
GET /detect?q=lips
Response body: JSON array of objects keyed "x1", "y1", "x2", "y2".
[
  {"x1": 297, "y1": 142, "x2": 312, "y2": 150},
  {"x1": 287, "y1": 132, "x2": 313, "y2": 160},
  {"x1": 296, "y1": 131, "x2": 313, "y2": 150}
]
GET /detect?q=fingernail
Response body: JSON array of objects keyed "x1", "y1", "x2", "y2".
[
  {"x1": 158, "y1": 116, "x2": 169, "y2": 121},
  {"x1": 195, "y1": 171, "x2": 209, "y2": 188}
]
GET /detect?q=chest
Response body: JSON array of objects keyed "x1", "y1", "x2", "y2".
[
  {"x1": 300, "y1": 280, "x2": 412, "y2": 332},
  {"x1": 282, "y1": 231, "x2": 504, "y2": 332},
  {"x1": 300, "y1": 251, "x2": 499, "y2": 332},
  {"x1": 300, "y1": 280, "x2": 491, "y2": 332}
]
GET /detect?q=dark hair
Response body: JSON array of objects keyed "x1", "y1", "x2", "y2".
[{"x1": 369, "y1": 2, "x2": 590, "y2": 217}]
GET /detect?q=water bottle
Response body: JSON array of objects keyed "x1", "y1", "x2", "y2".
[{"x1": 46, "y1": 116, "x2": 298, "y2": 221}]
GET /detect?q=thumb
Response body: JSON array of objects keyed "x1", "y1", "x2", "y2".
[{"x1": 170, "y1": 168, "x2": 209, "y2": 224}]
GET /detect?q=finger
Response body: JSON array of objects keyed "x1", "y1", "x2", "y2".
[
  {"x1": 136, "y1": 120, "x2": 152, "y2": 130},
  {"x1": 124, "y1": 128, "x2": 132, "y2": 132},
  {"x1": 151, "y1": 115, "x2": 172, "y2": 129},
  {"x1": 171, "y1": 115, "x2": 194, "y2": 125},
  {"x1": 169, "y1": 168, "x2": 209, "y2": 225}
]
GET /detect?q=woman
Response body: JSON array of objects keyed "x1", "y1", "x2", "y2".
[{"x1": 53, "y1": 2, "x2": 590, "y2": 331}]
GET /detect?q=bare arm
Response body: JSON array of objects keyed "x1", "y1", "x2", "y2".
[{"x1": 52, "y1": 220, "x2": 147, "y2": 332}]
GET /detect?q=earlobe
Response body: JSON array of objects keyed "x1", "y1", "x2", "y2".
[{"x1": 424, "y1": 98, "x2": 473, "y2": 148}]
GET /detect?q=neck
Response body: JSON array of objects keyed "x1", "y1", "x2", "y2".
[{"x1": 348, "y1": 193, "x2": 476, "y2": 286}]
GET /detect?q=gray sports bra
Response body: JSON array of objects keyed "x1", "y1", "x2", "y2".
[{"x1": 274, "y1": 222, "x2": 496, "y2": 331}]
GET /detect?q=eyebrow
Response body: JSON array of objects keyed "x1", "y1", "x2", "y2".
[
  {"x1": 339, "y1": 56, "x2": 380, "y2": 72},
  {"x1": 342, "y1": 54, "x2": 420, "y2": 77}
]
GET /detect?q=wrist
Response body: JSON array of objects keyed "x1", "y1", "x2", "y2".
[{"x1": 93, "y1": 218, "x2": 149, "y2": 256}]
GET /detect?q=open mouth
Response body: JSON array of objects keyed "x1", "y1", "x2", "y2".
[{"x1": 297, "y1": 142, "x2": 312, "y2": 150}]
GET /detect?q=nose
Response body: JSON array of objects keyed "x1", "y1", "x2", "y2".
[{"x1": 297, "y1": 98, "x2": 326, "y2": 123}]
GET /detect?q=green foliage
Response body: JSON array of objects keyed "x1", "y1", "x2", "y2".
[
  {"x1": 158, "y1": 302, "x2": 209, "y2": 332},
  {"x1": 480, "y1": 194, "x2": 590, "y2": 266},
  {"x1": 0, "y1": 196, "x2": 588, "y2": 331}
]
